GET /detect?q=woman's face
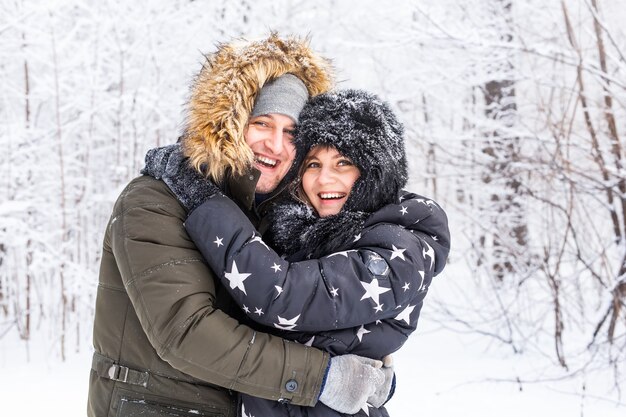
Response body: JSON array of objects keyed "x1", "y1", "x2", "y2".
[{"x1": 301, "y1": 146, "x2": 361, "y2": 217}]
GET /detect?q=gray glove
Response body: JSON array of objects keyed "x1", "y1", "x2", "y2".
[
  {"x1": 367, "y1": 355, "x2": 395, "y2": 408},
  {"x1": 319, "y1": 354, "x2": 385, "y2": 414},
  {"x1": 141, "y1": 143, "x2": 220, "y2": 213}
]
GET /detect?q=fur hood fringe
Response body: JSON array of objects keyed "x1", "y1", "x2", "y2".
[{"x1": 183, "y1": 33, "x2": 334, "y2": 183}]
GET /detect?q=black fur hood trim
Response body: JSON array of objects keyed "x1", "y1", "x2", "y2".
[
  {"x1": 264, "y1": 199, "x2": 369, "y2": 259},
  {"x1": 293, "y1": 89, "x2": 408, "y2": 213}
]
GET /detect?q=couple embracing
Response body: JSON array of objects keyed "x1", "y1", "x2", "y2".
[{"x1": 88, "y1": 33, "x2": 450, "y2": 417}]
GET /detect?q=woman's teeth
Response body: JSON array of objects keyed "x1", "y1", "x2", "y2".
[{"x1": 319, "y1": 193, "x2": 346, "y2": 200}]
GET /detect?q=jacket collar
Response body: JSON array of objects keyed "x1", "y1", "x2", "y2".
[{"x1": 226, "y1": 167, "x2": 260, "y2": 212}]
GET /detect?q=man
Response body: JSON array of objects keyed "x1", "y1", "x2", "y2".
[{"x1": 88, "y1": 34, "x2": 387, "y2": 417}]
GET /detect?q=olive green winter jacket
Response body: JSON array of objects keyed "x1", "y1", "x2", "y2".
[
  {"x1": 88, "y1": 33, "x2": 334, "y2": 417},
  {"x1": 87, "y1": 175, "x2": 330, "y2": 417}
]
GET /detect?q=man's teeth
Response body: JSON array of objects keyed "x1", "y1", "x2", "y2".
[
  {"x1": 320, "y1": 193, "x2": 346, "y2": 200},
  {"x1": 255, "y1": 155, "x2": 277, "y2": 167}
]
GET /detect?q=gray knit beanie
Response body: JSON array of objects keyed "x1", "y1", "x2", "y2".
[{"x1": 250, "y1": 74, "x2": 309, "y2": 122}]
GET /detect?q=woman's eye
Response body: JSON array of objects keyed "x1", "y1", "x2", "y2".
[
  {"x1": 338, "y1": 159, "x2": 353, "y2": 166},
  {"x1": 253, "y1": 121, "x2": 268, "y2": 127},
  {"x1": 306, "y1": 161, "x2": 320, "y2": 169}
]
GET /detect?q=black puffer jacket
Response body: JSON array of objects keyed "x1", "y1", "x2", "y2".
[
  {"x1": 183, "y1": 89, "x2": 450, "y2": 417},
  {"x1": 185, "y1": 190, "x2": 450, "y2": 417}
]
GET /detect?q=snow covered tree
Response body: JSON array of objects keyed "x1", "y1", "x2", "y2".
[{"x1": 1, "y1": 0, "x2": 624, "y2": 400}]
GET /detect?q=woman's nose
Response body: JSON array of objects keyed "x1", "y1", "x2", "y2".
[{"x1": 317, "y1": 167, "x2": 336, "y2": 184}]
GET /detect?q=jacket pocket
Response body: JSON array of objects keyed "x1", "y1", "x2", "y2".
[
  {"x1": 113, "y1": 387, "x2": 228, "y2": 417},
  {"x1": 117, "y1": 397, "x2": 225, "y2": 417}
]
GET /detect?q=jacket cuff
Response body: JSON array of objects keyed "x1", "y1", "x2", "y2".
[
  {"x1": 278, "y1": 341, "x2": 331, "y2": 407},
  {"x1": 318, "y1": 359, "x2": 332, "y2": 400}
]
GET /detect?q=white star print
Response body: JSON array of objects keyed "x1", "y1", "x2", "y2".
[
  {"x1": 304, "y1": 336, "x2": 315, "y2": 346},
  {"x1": 353, "y1": 233, "x2": 362, "y2": 242},
  {"x1": 400, "y1": 206, "x2": 408, "y2": 215},
  {"x1": 356, "y1": 325, "x2": 371, "y2": 342},
  {"x1": 224, "y1": 261, "x2": 251, "y2": 295},
  {"x1": 390, "y1": 245, "x2": 406, "y2": 261},
  {"x1": 241, "y1": 403, "x2": 254, "y2": 417},
  {"x1": 395, "y1": 305, "x2": 416, "y2": 324},
  {"x1": 242, "y1": 305, "x2": 250, "y2": 314},
  {"x1": 360, "y1": 278, "x2": 391, "y2": 306},
  {"x1": 375, "y1": 320, "x2": 382, "y2": 325},
  {"x1": 330, "y1": 287, "x2": 339, "y2": 297},
  {"x1": 374, "y1": 304, "x2": 384, "y2": 312},
  {"x1": 213, "y1": 236, "x2": 223, "y2": 247},
  {"x1": 274, "y1": 314, "x2": 300, "y2": 331},
  {"x1": 254, "y1": 307, "x2": 264, "y2": 316},
  {"x1": 403, "y1": 282, "x2": 410, "y2": 291},
  {"x1": 361, "y1": 402, "x2": 372, "y2": 416},
  {"x1": 423, "y1": 242, "x2": 435, "y2": 269},
  {"x1": 271, "y1": 263, "x2": 282, "y2": 272},
  {"x1": 417, "y1": 270, "x2": 425, "y2": 290},
  {"x1": 431, "y1": 235, "x2": 438, "y2": 241},
  {"x1": 416, "y1": 198, "x2": 438, "y2": 208},
  {"x1": 250, "y1": 234, "x2": 270, "y2": 250},
  {"x1": 274, "y1": 285, "x2": 283, "y2": 298},
  {"x1": 327, "y1": 249, "x2": 358, "y2": 258}
]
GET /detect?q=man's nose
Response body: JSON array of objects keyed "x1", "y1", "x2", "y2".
[{"x1": 266, "y1": 129, "x2": 285, "y2": 155}]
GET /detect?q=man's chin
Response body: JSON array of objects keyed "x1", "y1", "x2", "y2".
[{"x1": 255, "y1": 178, "x2": 279, "y2": 194}]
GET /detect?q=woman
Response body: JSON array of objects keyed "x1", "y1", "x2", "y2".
[{"x1": 183, "y1": 89, "x2": 451, "y2": 417}]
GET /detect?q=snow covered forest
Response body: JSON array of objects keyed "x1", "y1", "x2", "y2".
[{"x1": 1, "y1": 0, "x2": 625, "y2": 407}]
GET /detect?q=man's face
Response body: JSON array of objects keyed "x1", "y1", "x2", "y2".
[{"x1": 244, "y1": 114, "x2": 297, "y2": 193}]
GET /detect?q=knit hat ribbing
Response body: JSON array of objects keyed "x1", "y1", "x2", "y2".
[{"x1": 251, "y1": 74, "x2": 309, "y2": 122}]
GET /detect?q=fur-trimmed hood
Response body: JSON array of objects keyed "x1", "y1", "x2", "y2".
[
  {"x1": 266, "y1": 89, "x2": 409, "y2": 258},
  {"x1": 293, "y1": 89, "x2": 408, "y2": 213},
  {"x1": 182, "y1": 33, "x2": 334, "y2": 183}
]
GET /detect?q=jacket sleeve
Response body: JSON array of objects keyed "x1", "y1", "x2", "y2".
[
  {"x1": 185, "y1": 194, "x2": 437, "y2": 333},
  {"x1": 110, "y1": 178, "x2": 329, "y2": 406}
]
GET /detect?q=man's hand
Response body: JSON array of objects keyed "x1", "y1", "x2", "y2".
[
  {"x1": 142, "y1": 144, "x2": 220, "y2": 213},
  {"x1": 367, "y1": 355, "x2": 395, "y2": 408},
  {"x1": 318, "y1": 354, "x2": 385, "y2": 414}
]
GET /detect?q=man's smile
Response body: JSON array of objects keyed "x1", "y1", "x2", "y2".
[{"x1": 254, "y1": 154, "x2": 278, "y2": 168}]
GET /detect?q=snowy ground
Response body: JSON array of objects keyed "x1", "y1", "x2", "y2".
[
  {"x1": 1, "y1": 323, "x2": 624, "y2": 417},
  {"x1": 387, "y1": 326, "x2": 625, "y2": 417}
]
